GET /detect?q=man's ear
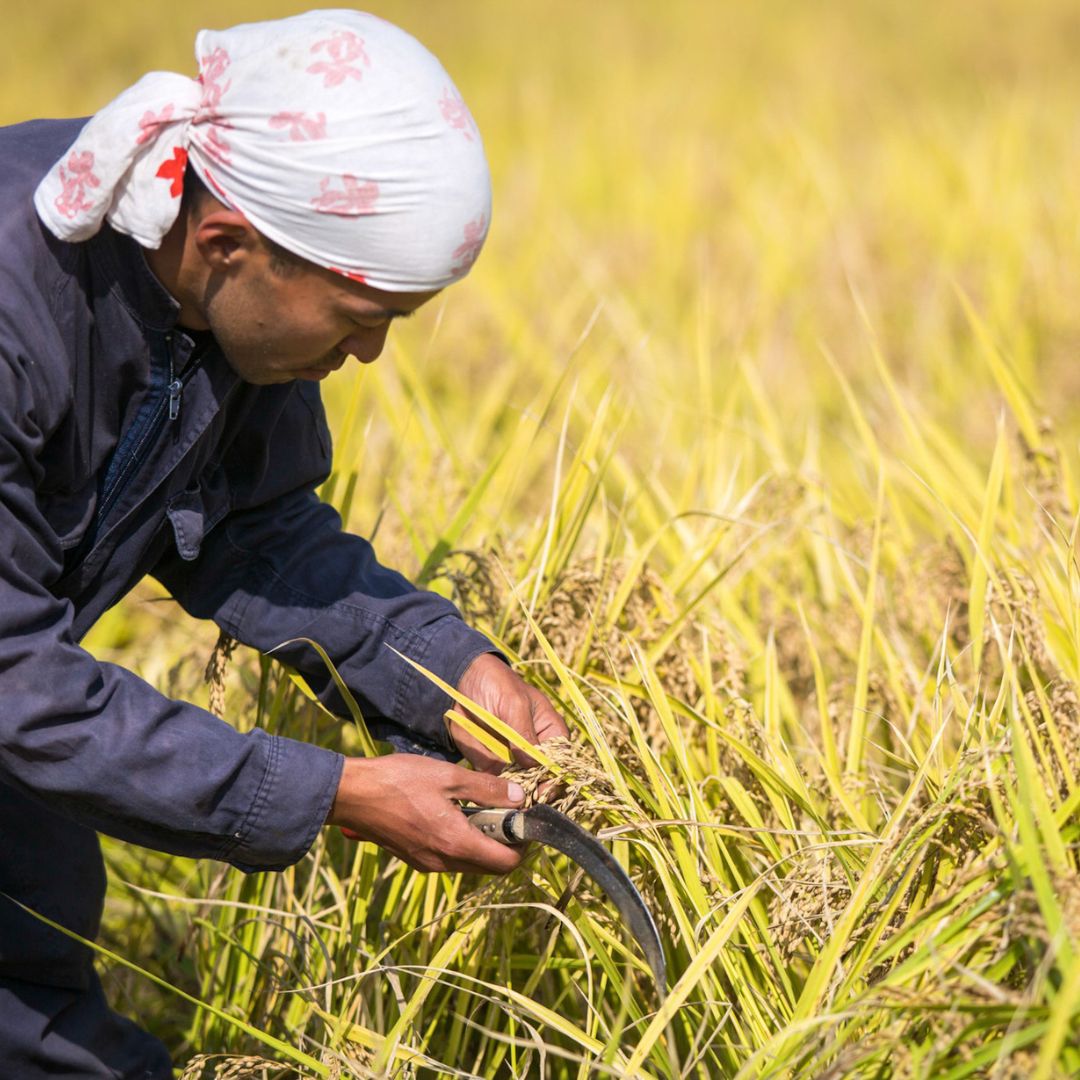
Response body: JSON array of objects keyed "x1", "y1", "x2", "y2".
[{"x1": 192, "y1": 210, "x2": 260, "y2": 271}]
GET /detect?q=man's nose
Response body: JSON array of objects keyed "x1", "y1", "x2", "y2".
[{"x1": 341, "y1": 324, "x2": 391, "y2": 364}]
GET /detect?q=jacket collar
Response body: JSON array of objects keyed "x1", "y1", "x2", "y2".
[{"x1": 88, "y1": 224, "x2": 181, "y2": 333}]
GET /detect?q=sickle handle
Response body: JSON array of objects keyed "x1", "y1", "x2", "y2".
[{"x1": 463, "y1": 807, "x2": 526, "y2": 844}]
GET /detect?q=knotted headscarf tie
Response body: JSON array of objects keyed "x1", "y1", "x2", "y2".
[{"x1": 34, "y1": 10, "x2": 491, "y2": 292}]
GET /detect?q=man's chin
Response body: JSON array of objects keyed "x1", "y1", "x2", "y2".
[
  {"x1": 220, "y1": 354, "x2": 293, "y2": 385},
  {"x1": 220, "y1": 349, "x2": 341, "y2": 384}
]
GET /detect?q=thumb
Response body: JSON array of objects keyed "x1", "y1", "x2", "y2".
[{"x1": 456, "y1": 769, "x2": 526, "y2": 809}]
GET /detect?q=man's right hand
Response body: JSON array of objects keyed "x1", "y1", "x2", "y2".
[{"x1": 326, "y1": 755, "x2": 527, "y2": 874}]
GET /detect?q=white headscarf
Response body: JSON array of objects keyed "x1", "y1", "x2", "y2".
[{"x1": 34, "y1": 10, "x2": 491, "y2": 292}]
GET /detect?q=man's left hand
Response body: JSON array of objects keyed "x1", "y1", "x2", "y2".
[{"x1": 453, "y1": 653, "x2": 569, "y2": 774}]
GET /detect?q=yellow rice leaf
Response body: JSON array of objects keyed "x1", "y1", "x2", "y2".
[
  {"x1": 846, "y1": 471, "x2": 884, "y2": 777},
  {"x1": 969, "y1": 417, "x2": 1008, "y2": 675},
  {"x1": 623, "y1": 880, "x2": 762, "y2": 1075},
  {"x1": 444, "y1": 708, "x2": 513, "y2": 764},
  {"x1": 1033, "y1": 955, "x2": 1080, "y2": 1080},
  {"x1": 372, "y1": 927, "x2": 472, "y2": 1072},
  {"x1": 386, "y1": 645, "x2": 561, "y2": 774},
  {"x1": 954, "y1": 283, "x2": 1041, "y2": 451},
  {"x1": 273, "y1": 637, "x2": 378, "y2": 758}
]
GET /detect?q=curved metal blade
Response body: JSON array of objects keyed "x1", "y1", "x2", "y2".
[{"x1": 517, "y1": 805, "x2": 666, "y2": 995}]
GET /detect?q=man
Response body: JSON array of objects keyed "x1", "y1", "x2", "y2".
[{"x1": 0, "y1": 11, "x2": 567, "y2": 1077}]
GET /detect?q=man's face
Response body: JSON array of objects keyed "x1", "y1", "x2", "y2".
[{"x1": 200, "y1": 240, "x2": 438, "y2": 385}]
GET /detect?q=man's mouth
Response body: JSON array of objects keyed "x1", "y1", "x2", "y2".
[{"x1": 297, "y1": 353, "x2": 346, "y2": 379}]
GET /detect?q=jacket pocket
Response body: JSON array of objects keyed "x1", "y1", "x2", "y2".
[{"x1": 166, "y1": 469, "x2": 230, "y2": 562}]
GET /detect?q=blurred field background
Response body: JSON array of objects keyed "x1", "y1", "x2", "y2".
[{"x1": 5, "y1": 1, "x2": 1080, "y2": 1076}]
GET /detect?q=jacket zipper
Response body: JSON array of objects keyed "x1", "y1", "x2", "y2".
[{"x1": 91, "y1": 333, "x2": 203, "y2": 540}]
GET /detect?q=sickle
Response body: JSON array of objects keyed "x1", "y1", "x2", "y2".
[{"x1": 465, "y1": 804, "x2": 666, "y2": 996}]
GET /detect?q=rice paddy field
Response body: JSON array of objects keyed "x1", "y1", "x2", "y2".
[{"x1": 6, "y1": 0, "x2": 1080, "y2": 1076}]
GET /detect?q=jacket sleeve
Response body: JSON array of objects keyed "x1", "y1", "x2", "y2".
[
  {"x1": 0, "y1": 325, "x2": 343, "y2": 873},
  {"x1": 153, "y1": 380, "x2": 500, "y2": 759}
]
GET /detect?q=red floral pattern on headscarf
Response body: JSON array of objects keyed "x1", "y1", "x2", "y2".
[{"x1": 34, "y1": 11, "x2": 491, "y2": 291}]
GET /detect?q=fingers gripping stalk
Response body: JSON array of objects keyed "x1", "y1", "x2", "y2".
[
  {"x1": 452, "y1": 652, "x2": 568, "y2": 773},
  {"x1": 327, "y1": 754, "x2": 528, "y2": 875},
  {"x1": 328, "y1": 654, "x2": 567, "y2": 874},
  {"x1": 327, "y1": 652, "x2": 666, "y2": 996}
]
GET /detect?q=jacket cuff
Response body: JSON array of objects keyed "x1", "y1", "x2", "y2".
[
  {"x1": 392, "y1": 615, "x2": 504, "y2": 752},
  {"x1": 229, "y1": 734, "x2": 344, "y2": 872}
]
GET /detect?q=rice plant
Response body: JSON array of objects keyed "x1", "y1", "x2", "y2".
[{"x1": 7, "y1": 0, "x2": 1080, "y2": 1076}]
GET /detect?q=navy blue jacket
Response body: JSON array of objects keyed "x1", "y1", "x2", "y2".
[{"x1": 0, "y1": 119, "x2": 492, "y2": 876}]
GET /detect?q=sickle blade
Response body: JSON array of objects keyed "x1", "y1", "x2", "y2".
[{"x1": 518, "y1": 805, "x2": 667, "y2": 995}]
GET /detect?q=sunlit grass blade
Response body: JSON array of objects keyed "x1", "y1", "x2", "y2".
[
  {"x1": 954, "y1": 283, "x2": 1042, "y2": 451},
  {"x1": 270, "y1": 637, "x2": 378, "y2": 758},
  {"x1": 845, "y1": 470, "x2": 884, "y2": 778},
  {"x1": 444, "y1": 707, "x2": 513, "y2": 764},
  {"x1": 623, "y1": 879, "x2": 763, "y2": 1076},
  {"x1": 386, "y1": 645, "x2": 562, "y2": 773},
  {"x1": 969, "y1": 416, "x2": 1008, "y2": 675}
]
